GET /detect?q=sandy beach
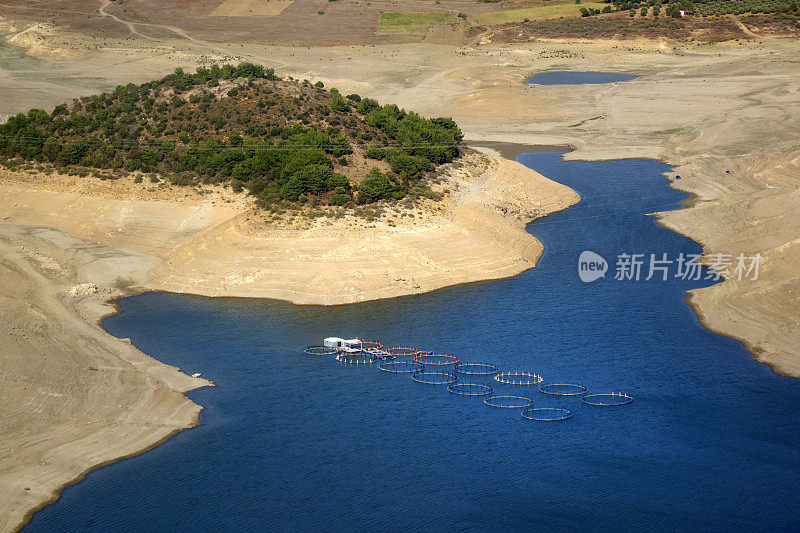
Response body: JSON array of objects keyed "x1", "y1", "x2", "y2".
[{"x1": 1, "y1": 10, "x2": 799, "y2": 530}]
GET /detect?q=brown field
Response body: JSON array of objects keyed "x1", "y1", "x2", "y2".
[
  {"x1": 1, "y1": 0, "x2": 796, "y2": 45},
  {"x1": 210, "y1": 0, "x2": 295, "y2": 17},
  {"x1": 0, "y1": 0, "x2": 495, "y2": 44}
]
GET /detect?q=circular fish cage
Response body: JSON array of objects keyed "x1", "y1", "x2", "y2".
[
  {"x1": 335, "y1": 352, "x2": 376, "y2": 365},
  {"x1": 411, "y1": 371, "x2": 457, "y2": 385},
  {"x1": 385, "y1": 346, "x2": 418, "y2": 358},
  {"x1": 581, "y1": 393, "x2": 634, "y2": 406},
  {"x1": 359, "y1": 340, "x2": 383, "y2": 351},
  {"x1": 304, "y1": 345, "x2": 337, "y2": 356},
  {"x1": 538, "y1": 383, "x2": 588, "y2": 396},
  {"x1": 521, "y1": 408, "x2": 573, "y2": 421},
  {"x1": 483, "y1": 395, "x2": 534, "y2": 409},
  {"x1": 447, "y1": 383, "x2": 494, "y2": 396},
  {"x1": 413, "y1": 353, "x2": 460, "y2": 367},
  {"x1": 454, "y1": 363, "x2": 500, "y2": 376},
  {"x1": 365, "y1": 347, "x2": 391, "y2": 359},
  {"x1": 378, "y1": 360, "x2": 424, "y2": 373},
  {"x1": 494, "y1": 372, "x2": 543, "y2": 386}
]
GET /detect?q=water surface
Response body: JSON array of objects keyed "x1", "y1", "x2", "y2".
[
  {"x1": 527, "y1": 71, "x2": 638, "y2": 85},
  {"x1": 26, "y1": 154, "x2": 800, "y2": 532}
]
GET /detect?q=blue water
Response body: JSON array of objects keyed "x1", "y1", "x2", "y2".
[
  {"x1": 26, "y1": 154, "x2": 800, "y2": 532},
  {"x1": 527, "y1": 71, "x2": 638, "y2": 85}
]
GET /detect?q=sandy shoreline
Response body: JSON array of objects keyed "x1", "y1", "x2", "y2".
[
  {"x1": 0, "y1": 152, "x2": 580, "y2": 305},
  {"x1": 0, "y1": 16, "x2": 799, "y2": 530},
  {"x1": 0, "y1": 224, "x2": 213, "y2": 532}
]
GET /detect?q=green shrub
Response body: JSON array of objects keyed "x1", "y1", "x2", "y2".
[
  {"x1": 356, "y1": 98, "x2": 380, "y2": 114},
  {"x1": 281, "y1": 150, "x2": 332, "y2": 180},
  {"x1": 281, "y1": 176, "x2": 306, "y2": 200},
  {"x1": 357, "y1": 168, "x2": 395, "y2": 203},
  {"x1": 386, "y1": 150, "x2": 431, "y2": 179},
  {"x1": 366, "y1": 146, "x2": 386, "y2": 159},
  {"x1": 329, "y1": 193, "x2": 351, "y2": 205},
  {"x1": 329, "y1": 88, "x2": 348, "y2": 112},
  {"x1": 58, "y1": 140, "x2": 88, "y2": 165}
]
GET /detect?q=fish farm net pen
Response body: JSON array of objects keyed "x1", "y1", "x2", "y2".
[
  {"x1": 360, "y1": 340, "x2": 383, "y2": 350},
  {"x1": 581, "y1": 393, "x2": 634, "y2": 406},
  {"x1": 483, "y1": 395, "x2": 534, "y2": 409},
  {"x1": 454, "y1": 363, "x2": 500, "y2": 376},
  {"x1": 521, "y1": 408, "x2": 574, "y2": 421},
  {"x1": 303, "y1": 346, "x2": 337, "y2": 356},
  {"x1": 494, "y1": 372, "x2": 544, "y2": 386},
  {"x1": 378, "y1": 360, "x2": 424, "y2": 373},
  {"x1": 302, "y1": 340, "x2": 634, "y2": 415},
  {"x1": 365, "y1": 347, "x2": 391, "y2": 359},
  {"x1": 411, "y1": 371, "x2": 457, "y2": 385},
  {"x1": 385, "y1": 346, "x2": 418, "y2": 358},
  {"x1": 334, "y1": 353, "x2": 376, "y2": 365},
  {"x1": 413, "y1": 353, "x2": 460, "y2": 367},
  {"x1": 447, "y1": 383, "x2": 494, "y2": 396},
  {"x1": 538, "y1": 383, "x2": 588, "y2": 396}
]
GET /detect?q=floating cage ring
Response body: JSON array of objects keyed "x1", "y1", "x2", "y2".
[
  {"x1": 335, "y1": 353, "x2": 376, "y2": 365},
  {"x1": 447, "y1": 383, "x2": 494, "y2": 396},
  {"x1": 494, "y1": 372, "x2": 544, "y2": 386},
  {"x1": 378, "y1": 360, "x2": 424, "y2": 373},
  {"x1": 538, "y1": 383, "x2": 589, "y2": 396},
  {"x1": 521, "y1": 408, "x2": 573, "y2": 421},
  {"x1": 454, "y1": 363, "x2": 500, "y2": 376},
  {"x1": 304, "y1": 345, "x2": 337, "y2": 356},
  {"x1": 411, "y1": 371, "x2": 457, "y2": 385},
  {"x1": 365, "y1": 347, "x2": 391, "y2": 359},
  {"x1": 385, "y1": 346, "x2": 418, "y2": 358},
  {"x1": 581, "y1": 392, "x2": 634, "y2": 406},
  {"x1": 413, "y1": 353, "x2": 460, "y2": 367},
  {"x1": 359, "y1": 340, "x2": 383, "y2": 350},
  {"x1": 483, "y1": 395, "x2": 534, "y2": 409}
]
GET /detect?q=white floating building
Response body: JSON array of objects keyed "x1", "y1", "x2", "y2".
[{"x1": 324, "y1": 337, "x2": 362, "y2": 352}]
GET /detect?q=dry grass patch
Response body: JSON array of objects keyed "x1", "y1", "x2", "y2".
[
  {"x1": 210, "y1": 0, "x2": 294, "y2": 17},
  {"x1": 473, "y1": 2, "x2": 608, "y2": 24},
  {"x1": 377, "y1": 12, "x2": 462, "y2": 35}
]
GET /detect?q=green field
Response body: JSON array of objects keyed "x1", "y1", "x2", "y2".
[
  {"x1": 473, "y1": 3, "x2": 609, "y2": 24},
  {"x1": 377, "y1": 12, "x2": 461, "y2": 35}
]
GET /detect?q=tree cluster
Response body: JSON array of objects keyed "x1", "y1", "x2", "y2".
[
  {"x1": 0, "y1": 63, "x2": 463, "y2": 208},
  {"x1": 607, "y1": 0, "x2": 798, "y2": 16}
]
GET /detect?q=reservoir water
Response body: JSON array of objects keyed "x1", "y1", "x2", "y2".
[
  {"x1": 26, "y1": 153, "x2": 800, "y2": 532},
  {"x1": 527, "y1": 71, "x2": 638, "y2": 84}
]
